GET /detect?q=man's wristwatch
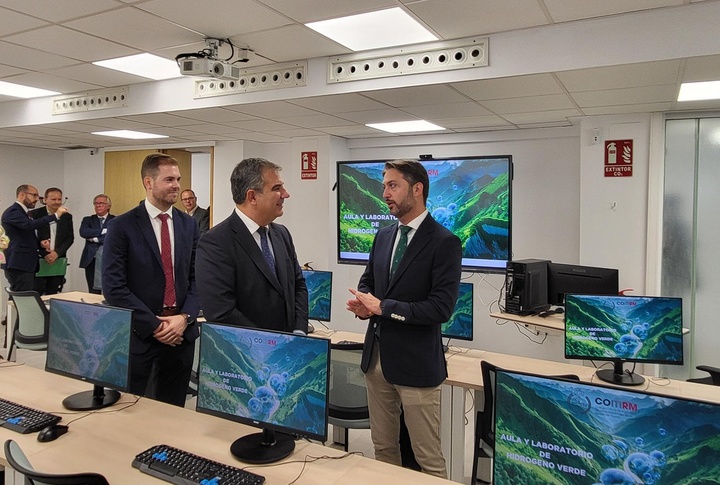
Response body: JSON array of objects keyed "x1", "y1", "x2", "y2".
[{"x1": 180, "y1": 313, "x2": 193, "y2": 324}]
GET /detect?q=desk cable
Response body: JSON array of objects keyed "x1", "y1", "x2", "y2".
[{"x1": 241, "y1": 451, "x2": 362, "y2": 485}]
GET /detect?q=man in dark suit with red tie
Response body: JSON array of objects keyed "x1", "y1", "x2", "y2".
[
  {"x1": 102, "y1": 154, "x2": 200, "y2": 406},
  {"x1": 1, "y1": 184, "x2": 68, "y2": 291},
  {"x1": 79, "y1": 194, "x2": 114, "y2": 294},
  {"x1": 195, "y1": 157, "x2": 308, "y2": 334},
  {"x1": 347, "y1": 160, "x2": 462, "y2": 479}
]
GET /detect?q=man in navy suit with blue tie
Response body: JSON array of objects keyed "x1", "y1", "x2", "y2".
[
  {"x1": 1, "y1": 184, "x2": 68, "y2": 291},
  {"x1": 79, "y1": 194, "x2": 114, "y2": 294},
  {"x1": 347, "y1": 160, "x2": 462, "y2": 479},
  {"x1": 102, "y1": 154, "x2": 200, "y2": 406}
]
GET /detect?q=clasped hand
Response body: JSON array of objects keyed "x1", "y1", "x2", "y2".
[
  {"x1": 347, "y1": 288, "x2": 381, "y2": 319},
  {"x1": 153, "y1": 315, "x2": 187, "y2": 347}
]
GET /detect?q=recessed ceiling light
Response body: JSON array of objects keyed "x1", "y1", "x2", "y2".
[
  {"x1": 366, "y1": 120, "x2": 446, "y2": 134},
  {"x1": 0, "y1": 81, "x2": 60, "y2": 99},
  {"x1": 678, "y1": 81, "x2": 720, "y2": 101},
  {"x1": 306, "y1": 7, "x2": 437, "y2": 51},
  {"x1": 93, "y1": 53, "x2": 181, "y2": 80},
  {"x1": 91, "y1": 130, "x2": 169, "y2": 140}
]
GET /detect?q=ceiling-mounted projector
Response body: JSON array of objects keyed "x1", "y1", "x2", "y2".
[{"x1": 180, "y1": 58, "x2": 240, "y2": 80}]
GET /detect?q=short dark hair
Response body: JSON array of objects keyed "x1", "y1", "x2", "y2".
[
  {"x1": 141, "y1": 153, "x2": 178, "y2": 179},
  {"x1": 231, "y1": 157, "x2": 282, "y2": 204},
  {"x1": 181, "y1": 189, "x2": 196, "y2": 198},
  {"x1": 16, "y1": 184, "x2": 29, "y2": 197},
  {"x1": 383, "y1": 160, "x2": 429, "y2": 203},
  {"x1": 44, "y1": 187, "x2": 62, "y2": 198}
]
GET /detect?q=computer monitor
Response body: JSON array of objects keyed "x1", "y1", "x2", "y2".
[
  {"x1": 441, "y1": 282, "x2": 474, "y2": 346},
  {"x1": 196, "y1": 323, "x2": 330, "y2": 464},
  {"x1": 493, "y1": 370, "x2": 720, "y2": 485},
  {"x1": 547, "y1": 262, "x2": 619, "y2": 306},
  {"x1": 46, "y1": 299, "x2": 132, "y2": 411},
  {"x1": 565, "y1": 294, "x2": 683, "y2": 386},
  {"x1": 302, "y1": 269, "x2": 332, "y2": 322}
]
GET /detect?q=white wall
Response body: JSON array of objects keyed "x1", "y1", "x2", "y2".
[{"x1": 2, "y1": 116, "x2": 654, "y2": 366}]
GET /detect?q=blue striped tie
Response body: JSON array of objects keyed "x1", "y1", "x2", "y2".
[{"x1": 258, "y1": 226, "x2": 276, "y2": 274}]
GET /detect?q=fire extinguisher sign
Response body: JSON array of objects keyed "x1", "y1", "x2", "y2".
[
  {"x1": 604, "y1": 139, "x2": 633, "y2": 177},
  {"x1": 301, "y1": 151, "x2": 318, "y2": 180}
]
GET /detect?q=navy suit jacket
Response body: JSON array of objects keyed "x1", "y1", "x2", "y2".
[
  {"x1": 30, "y1": 207, "x2": 74, "y2": 259},
  {"x1": 79, "y1": 213, "x2": 115, "y2": 268},
  {"x1": 358, "y1": 214, "x2": 462, "y2": 388},
  {"x1": 1, "y1": 202, "x2": 56, "y2": 272},
  {"x1": 190, "y1": 207, "x2": 210, "y2": 236},
  {"x1": 102, "y1": 204, "x2": 200, "y2": 354},
  {"x1": 196, "y1": 212, "x2": 308, "y2": 333}
]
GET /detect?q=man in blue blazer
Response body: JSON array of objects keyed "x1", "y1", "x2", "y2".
[
  {"x1": 102, "y1": 154, "x2": 200, "y2": 407},
  {"x1": 79, "y1": 194, "x2": 114, "y2": 294},
  {"x1": 1, "y1": 184, "x2": 68, "y2": 291},
  {"x1": 196, "y1": 157, "x2": 308, "y2": 334},
  {"x1": 348, "y1": 160, "x2": 462, "y2": 479}
]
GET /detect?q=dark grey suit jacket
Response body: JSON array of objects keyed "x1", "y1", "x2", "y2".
[
  {"x1": 196, "y1": 211, "x2": 308, "y2": 333},
  {"x1": 79, "y1": 213, "x2": 115, "y2": 268},
  {"x1": 358, "y1": 214, "x2": 462, "y2": 388},
  {"x1": 191, "y1": 206, "x2": 209, "y2": 236},
  {"x1": 31, "y1": 207, "x2": 74, "y2": 259}
]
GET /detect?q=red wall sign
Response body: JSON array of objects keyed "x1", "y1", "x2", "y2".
[
  {"x1": 604, "y1": 139, "x2": 633, "y2": 177},
  {"x1": 301, "y1": 151, "x2": 318, "y2": 180}
]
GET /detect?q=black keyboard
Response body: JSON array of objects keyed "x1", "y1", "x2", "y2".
[
  {"x1": 133, "y1": 444, "x2": 265, "y2": 485},
  {"x1": 0, "y1": 397, "x2": 62, "y2": 434}
]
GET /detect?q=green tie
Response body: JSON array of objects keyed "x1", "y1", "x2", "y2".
[{"x1": 390, "y1": 225, "x2": 411, "y2": 278}]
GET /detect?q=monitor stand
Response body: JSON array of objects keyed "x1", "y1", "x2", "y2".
[
  {"x1": 230, "y1": 428, "x2": 295, "y2": 464},
  {"x1": 443, "y1": 338, "x2": 451, "y2": 353},
  {"x1": 595, "y1": 361, "x2": 645, "y2": 386},
  {"x1": 62, "y1": 384, "x2": 121, "y2": 411}
]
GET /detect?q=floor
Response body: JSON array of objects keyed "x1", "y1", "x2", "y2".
[{"x1": 2, "y1": 326, "x2": 480, "y2": 483}]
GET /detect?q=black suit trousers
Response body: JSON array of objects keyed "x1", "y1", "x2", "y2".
[{"x1": 129, "y1": 339, "x2": 195, "y2": 407}]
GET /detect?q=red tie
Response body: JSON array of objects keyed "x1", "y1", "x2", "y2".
[{"x1": 158, "y1": 213, "x2": 176, "y2": 307}]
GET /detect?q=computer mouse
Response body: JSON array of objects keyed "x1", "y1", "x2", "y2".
[{"x1": 37, "y1": 424, "x2": 69, "y2": 442}]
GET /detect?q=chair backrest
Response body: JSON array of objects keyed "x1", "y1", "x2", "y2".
[
  {"x1": 4, "y1": 440, "x2": 110, "y2": 485},
  {"x1": 328, "y1": 342, "x2": 368, "y2": 419},
  {"x1": 7, "y1": 290, "x2": 49, "y2": 345}
]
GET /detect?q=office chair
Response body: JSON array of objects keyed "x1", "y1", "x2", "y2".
[
  {"x1": 6, "y1": 290, "x2": 49, "y2": 362},
  {"x1": 687, "y1": 365, "x2": 720, "y2": 386},
  {"x1": 471, "y1": 361, "x2": 579, "y2": 484},
  {"x1": 4, "y1": 439, "x2": 110, "y2": 485},
  {"x1": 328, "y1": 341, "x2": 370, "y2": 452}
]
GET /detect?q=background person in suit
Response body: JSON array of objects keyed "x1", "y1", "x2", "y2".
[
  {"x1": 1, "y1": 184, "x2": 67, "y2": 291},
  {"x1": 79, "y1": 194, "x2": 114, "y2": 294},
  {"x1": 347, "y1": 160, "x2": 462, "y2": 479},
  {"x1": 32, "y1": 187, "x2": 74, "y2": 295},
  {"x1": 196, "y1": 157, "x2": 308, "y2": 334},
  {"x1": 102, "y1": 153, "x2": 200, "y2": 407},
  {"x1": 181, "y1": 189, "x2": 209, "y2": 237}
]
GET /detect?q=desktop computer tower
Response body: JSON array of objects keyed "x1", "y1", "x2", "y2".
[{"x1": 504, "y1": 259, "x2": 550, "y2": 315}]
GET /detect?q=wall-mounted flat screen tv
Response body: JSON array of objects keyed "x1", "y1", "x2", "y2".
[{"x1": 336, "y1": 156, "x2": 512, "y2": 272}]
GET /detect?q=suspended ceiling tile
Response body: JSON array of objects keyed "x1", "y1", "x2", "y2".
[
  {"x1": 227, "y1": 101, "x2": 321, "y2": 119},
  {"x1": 231, "y1": 24, "x2": 350, "y2": 63},
  {"x1": 405, "y1": 0, "x2": 549, "y2": 39},
  {"x1": 682, "y1": 54, "x2": 720, "y2": 82},
  {"x1": 4, "y1": 71, "x2": 103, "y2": 94},
  {"x1": 582, "y1": 102, "x2": 676, "y2": 115},
  {"x1": 5, "y1": 26, "x2": 138, "y2": 63},
  {"x1": 481, "y1": 93, "x2": 576, "y2": 114},
  {"x1": 275, "y1": 114, "x2": 356, "y2": 129},
  {"x1": 168, "y1": 107, "x2": 259, "y2": 124},
  {"x1": 503, "y1": 109, "x2": 582, "y2": 125},
  {"x1": 135, "y1": 0, "x2": 293, "y2": 38},
  {"x1": 556, "y1": 60, "x2": 682, "y2": 92},
  {"x1": 571, "y1": 84, "x2": 677, "y2": 107},
  {"x1": 339, "y1": 108, "x2": 419, "y2": 124},
  {"x1": 451, "y1": 74, "x2": 565, "y2": 101},
  {"x1": 401, "y1": 101, "x2": 492, "y2": 119},
  {"x1": 64, "y1": 8, "x2": 203, "y2": 51},
  {"x1": 46, "y1": 63, "x2": 148, "y2": 88},
  {"x1": 361, "y1": 85, "x2": 470, "y2": 107},
  {"x1": 0, "y1": 6, "x2": 49, "y2": 35},
  {"x1": 226, "y1": 119, "x2": 298, "y2": 132},
  {"x1": 0, "y1": 0, "x2": 120, "y2": 22},
  {"x1": 542, "y1": 0, "x2": 683, "y2": 23},
  {"x1": 0, "y1": 41, "x2": 81, "y2": 71},
  {"x1": 435, "y1": 114, "x2": 513, "y2": 129},
  {"x1": 290, "y1": 94, "x2": 388, "y2": 114},
  {"x1": 116, "y1": 113, "x2": 203, "y2": 127},
  {"x1": 258, "y1": 0, "x2": 396, "y2": 24}
]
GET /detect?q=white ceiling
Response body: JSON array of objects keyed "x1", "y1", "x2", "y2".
[{"x1": 1, "y1": 0, "x2": 720, "y2": 150}]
